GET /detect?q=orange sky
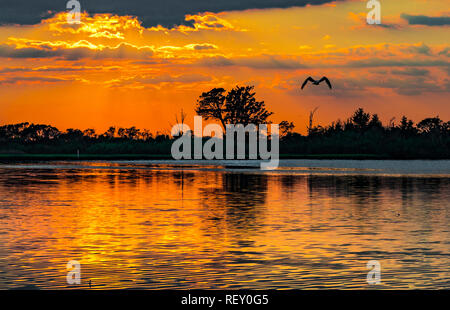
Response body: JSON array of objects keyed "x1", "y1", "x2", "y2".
[{"x1": 0, "y1": 0, "x2": 449, "y2": 134}]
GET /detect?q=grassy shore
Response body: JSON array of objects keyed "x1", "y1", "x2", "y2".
[
  {"x1": 0, "y1": 153, "x2": 445, "y2": 161},
  {"x1": 0, "y1": 154, "x2": 173, "y2": 160}
]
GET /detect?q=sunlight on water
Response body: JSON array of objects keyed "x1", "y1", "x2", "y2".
[{"x1": 0, "y1": 160, "x2": 449, "y2": 289}]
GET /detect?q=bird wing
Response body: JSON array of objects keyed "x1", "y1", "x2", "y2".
[
  {"x1": 319, "y1": 76, "x2": 332, "y2": 89},
  {"x1": 301, "y1": 77, "x2": 315, "y2": 89}
]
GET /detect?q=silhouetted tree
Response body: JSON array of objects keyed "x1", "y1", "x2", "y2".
[
  {"x1": 399, "y1": 116, "x2": 416, "y2": 136},
  {"x1": 83, "y1": 129, "x2": 96, "y2": 139},
  {"x1": 417, "y1": 117, "x2": 443, "y2": 134},
  {"x1": 279, "y1": 121, "x2": 295, "y2": 137},
  {"x1": 307, "y1": 107, "x2": 319, "y2": 136},
  {"x1": 117, "y1": 128, "x2": 126, "y2": 138},
  {"x1": 104, "y1": 126, "x2": 116, "y2": 139},
  {"x1": 139, "y1": 129, "x2": 153, "y2": 141},
  {"x1": 22, "y1": 124, "x2": 60, "y2": 141},
  {"x1": 195, "y1": 85, "x2": 273, "y2": 131},
  {"x1": 195, "y1": 88, "x2": 227, "y2": 128},
  {"x1": 443, "y1": 121, "x2": 450, "y2": 135},
  {"x1": 351, "y1": 108, "x2": 371, "y2": 131},
  {"x1": 125, "y1": 127, "x2": 140, "y2": 140},
  {"x1": 170, "y1": 109, "x2": 188, "y2": 136},
  {"x1": 368, "y1": 114, "x2": 383, "y2": 129},
  {"x1": 63, "y1": 129, "x2": 83, "y2": 141}
]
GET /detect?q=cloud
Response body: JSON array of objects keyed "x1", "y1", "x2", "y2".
[
  {"x1": 197, "y1": 55, "x2": 307, "y2": 69},
  {"x1": 0, "y1": 44, "x2": 58, "y2": 58},
  {"x1": 401, "y1": 14, "x2": 450, "y2": 26},
  {"x1": 348, "y1": 12, "x2": 400, "y2": 30},
  {"x1": 0, "y1": 40, "x2": 154, "y2": 60},
  {"x1": 0, "y1": 66, "x2": 120, "y2": 73},
  {"x1": 391, "y1": 68, "x2": 429, "y2": 76},
  {"x1": 0, "y1": 76, "x2": 69, "y2": 85},
  {"x1": 195, "y1": 43, "x2": 450, "y2": 71},
  {"x1": 157, "y1": 43, "x2": 218, "y2": 54},
  {"x1": 405, "y1": 43, "x2": 431, "y2": 55},
  {"x1": 346, "y1": 58, "x2": 449, "y2": 68},
  {"x1": 175, "y1": 13, "x2": 238, "y2": 32},
  {"x1": 44, "y1": 12, "x2": 238, "y2": 36},
  {"x1": 298, "y1": 76, "x2": 448, "y2": 97},
  {"x1": 0, "y1": 0, "x2": 341, "y2": 27},
  {"x1": 43, "y1": 13, "x2": 144, "y2": 38},
  {"x1": 185, "y1": 44, "x2": 218, "y2": 51},
  {"x1": 107, "y1": 73, "x2": 212, "y2": 88},
  {"x1": 196, "y1": 55, "x2": 234, "y2": 66},
  {"x1": 271, "y1": 43, "x2": 450, "y2": 70},
  {"x1": 439, "y1": 47, "x2": 450, "y2": 57}
]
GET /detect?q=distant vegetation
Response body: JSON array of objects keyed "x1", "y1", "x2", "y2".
[
  {"x1": 0, "y1": 123, "x2": 172, "y2": 157},
  {"x1": 1, "y1": 85, "x2": 449, "y2": 159},
  {"x1": 281, "y1": 108, "x2": 450, "y2": 158},
  {"x1": 1, "y1": 107, "x2": 449, "y2": 159}
]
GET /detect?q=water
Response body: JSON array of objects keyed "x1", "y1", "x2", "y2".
[{"x1": 0, "y1": 160, "x2": 449, "y2": 289}]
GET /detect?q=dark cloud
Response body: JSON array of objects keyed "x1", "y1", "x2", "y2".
[
  {"x1": 191, "y1": 44, "x2": 217, "y2": 51},
  {"x1": 346, "y1": 58, "x2": 450, "y2": 68},
  {"x1": 0, "y1": 45, "x2": 58, "y2": 58},
  {"x1": 369, "y1": 23, "x2": 399, "y2": 29},
  {"x1": 407, "y1": 43, "x2": 431, "y2": 55},
  {"x1": 197, "y1": 55, "x2": 234, "y2": 67},
  {"x1": 0, "y1": 76, "x2": 68, "y2": 85},
  {"x1": 107, "y1": 73, "x2": 212, "y2": 87},
  {"x1": 0, "y1": 0, "x2": 341, "y2": 27},
  {"x1": 0, "y1": 43, "x2": 153, "y2": 60},
  {"x1": 391, "y1": 68, "x2": 429, "y2": 76},
  {"x1": 197, "y1": 55, "x2": 307, "y2": 69},
  {"x1": 0, "y1": 66, "x2": 119, "y2": 73},
  {"x1": 401, "y1": 14, "x2": 450, "y2": 26},
  {"x1": 438, "y1": 47, "x2": 450, "y2": 57}
]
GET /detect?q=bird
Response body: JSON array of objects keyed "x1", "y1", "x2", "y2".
[{"x1": 301, "y1": 76, "x2": 332, "y2": 90}]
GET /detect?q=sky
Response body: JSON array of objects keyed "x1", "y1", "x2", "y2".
[{"x1": 0, "y1": 0, "x2": 449, "y2": 134}]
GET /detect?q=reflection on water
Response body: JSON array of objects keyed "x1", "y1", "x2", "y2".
[{"x1": 0, "y1": 161, "x2": 449, "y2": 289}]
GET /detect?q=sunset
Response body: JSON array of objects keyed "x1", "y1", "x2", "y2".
[
  {"x1": 0, "y1": 0, "x2": 449, "y2": 302},
  {"x1": 0, "y1": 0, "x2": 448, "y2": 133}
]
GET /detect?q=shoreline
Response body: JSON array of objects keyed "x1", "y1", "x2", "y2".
[{"x1": 1, "y1": 153, "x2": 449, "y2": 161}]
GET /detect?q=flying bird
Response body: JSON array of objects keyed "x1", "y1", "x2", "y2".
[{"x1": 301, "y1": 76, "x2": 332, "y2": 90}]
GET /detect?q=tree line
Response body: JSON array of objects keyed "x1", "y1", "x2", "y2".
[
  {"x1": 1, "y1": 85, "x2": 449, "y2": 158},
  {"x1": 281, "y1": 108, "x2": 450, "y2": 158},
  {"x1": 0, "y1": 123, "x2": 172, "y2": 155}
]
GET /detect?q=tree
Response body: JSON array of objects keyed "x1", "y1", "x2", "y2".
[
  {"x1": 399, "y1": 116, "x2": 416, "y2": 136},
  {"x1": 351, "y1": 108, "x2": 371, "y2": 131},
  {"x1": 21, "y1": 124, "x2": 60, "y2": 141},
  {"x1": 195, "y1": 88, "x2": 227, "y2": 129},
  {"x1": 224, "y1": 86, "x2": 273, "y2": 126},
  {"x1": 104, "y1": 126, "x2": 116, "y2": 139},
  {"x1": 117, "y1": 127, "x2": 126, "y2": 138},
  {"x1": 417, "y1": 117, "x2": 443, "y2": 134},
  {"x1": 195, "y1": 85, "x2": 273, "y2": 131},
  {"x1": 368, "y1": 114, "x2": 383, "y2": 129},
  {"x1": 139, "y1": 129, "x2": 153, "y2": 141},
  {"x1": 125, "y1": 127, "x2": 140, "y2": 140},
  {"x1": 279, "y1": 121, "x2": 295, "y2": 137},
  {"x1": 83, "y1": 128, "x2": 96, "y2": 139},
  {"x1": 307, "y1": 107, "x2": 319, "y2": 136},
  {"x1": 170, "y1": 109, "x2": 187, "y2": 136},
  {"x1": 63, "y1": 129, "x2": 83, "y2": 140},
  {"x1": 443, "y1": 121, "x2": 450, "y2": 136}
]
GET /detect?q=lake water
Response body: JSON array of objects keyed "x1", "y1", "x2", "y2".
[{"x1": 0, "y1": 160, "x2": 449, "y2": 289}]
